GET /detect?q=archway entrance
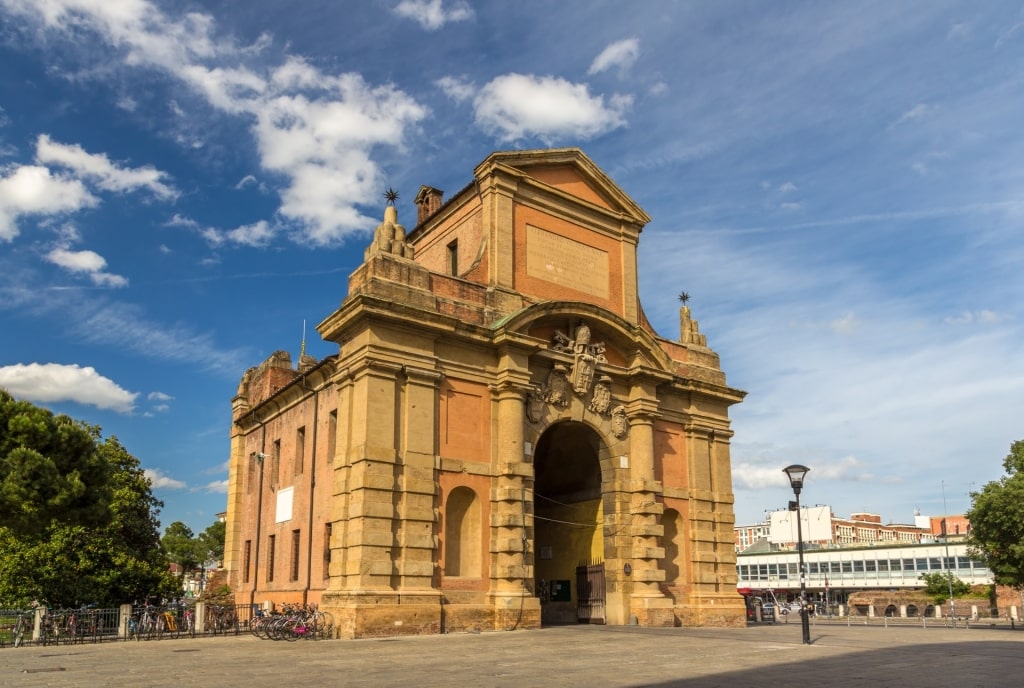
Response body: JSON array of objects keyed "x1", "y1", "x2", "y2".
[{"x1": 533, "y1": 421, "x2": 605, "y2": 625}]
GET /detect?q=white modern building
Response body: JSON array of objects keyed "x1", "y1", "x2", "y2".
[{"x1": 736, "y1": 541, "x2": 991, "y2": 607}]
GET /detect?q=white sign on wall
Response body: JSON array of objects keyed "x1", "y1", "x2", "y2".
[{"x1": 275, "y1": 486, "x2": 293, "y2": 523}]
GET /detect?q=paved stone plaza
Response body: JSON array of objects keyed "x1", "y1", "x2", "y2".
[{"x1": 3, "y1": 623, "x2": 1022, "y2": 687}]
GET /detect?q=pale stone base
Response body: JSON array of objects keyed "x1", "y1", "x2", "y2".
[
  {"x1": 321, "y1": 591, "x2": 444, "y2": 639},
  {"x1": 675, "y1": 595, "x2": 747, "y2": 628},
  {"x1": 631, "y1": 595, "x2": 676, "y2": 628}
]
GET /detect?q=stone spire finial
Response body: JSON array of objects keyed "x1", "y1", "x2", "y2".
[
  {"x1": 364, "y1": 192, "x2": 414, "y2": 261},
  {"x1": 679, "y1": 305, "x2": 708, "y2": 347}
]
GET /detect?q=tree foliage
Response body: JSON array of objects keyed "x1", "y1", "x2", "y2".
[
  {"x1": 162, "y1": 521, "x2": 200, "y2": 574},
  {"x1": 162, "y1": 519, "x2": 225, "y2": 574},
  {"x1": 0, "y1": 389, "x2": 111, "y2": 536},
  {"x1": 0, "y1": 391, "x2": 177, "y2": 606},
  {"x1": 197, "y1": 519, "x2": 226, "y2": 566},
  {"x1": 966, "y1": 440, "x2": 1024, "y2": 591},
  {"x1": 919, "y1": 571, "x2": 972, "y2": 603}
]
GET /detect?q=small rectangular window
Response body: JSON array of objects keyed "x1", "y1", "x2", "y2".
[
  {"x1": 272, "y1": 439, "x2": 282, "y2": 488},
  {"x1": 267, "y1": 535, "x2": 276, "y2": 583},
  {"x1": 290, "y1": 529, "x2": 300, "y2": 582},
  {"x1": 447, "y1": 239, "x2": 458, "y2": 276},
  {"x1": 243, "y1": 540, "x2": 252, "y2": 584},
  {"x1": 295, "y1": 427, "x2": 305, "y2": 476},
  {"x1": 327, "y1": 410, "x2": 338, "y2": 465},
  {"x1": 323, "y1": 522, "x2": 332, "y2": 579}
]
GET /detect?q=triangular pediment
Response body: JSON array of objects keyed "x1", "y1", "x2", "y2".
[{"x1": 475, "y1": 148, "x2": 651, "y2": 226}]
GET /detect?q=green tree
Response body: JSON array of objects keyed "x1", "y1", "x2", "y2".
[
  {"x1": 919, "y1": 571, "x2": 971, "y2": 604},
  {"x1": 162, "y1": 521, "x2": 200, "y2": 575},
  {"x1": 0, "y1": 389, "x2": 112, "y2": 536},
  {"x1": 196, "y1": 520, "x2": 226, "y2": 567},
  {"x1": 0, "y1": 431, "x2": 179, "y2": 607},
  {"x1": 966, "y1": 440, "x2": 1024, "y2": 603}
]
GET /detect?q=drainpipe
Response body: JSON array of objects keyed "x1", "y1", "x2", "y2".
[
  {"x1": 249, "y1": 416, "x2": 267, "y2": 610},
  {"x1": 299, "y1": 374, "x2": 319, "y2": 606}
]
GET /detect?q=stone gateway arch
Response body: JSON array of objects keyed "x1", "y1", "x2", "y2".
[{"x1": 223, "y1": 148, "x2": 746, "y2": 638}]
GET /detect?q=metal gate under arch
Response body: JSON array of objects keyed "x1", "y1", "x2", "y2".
[{"x1": 576, "y1": 560, "x2": 606, "y2": 624}]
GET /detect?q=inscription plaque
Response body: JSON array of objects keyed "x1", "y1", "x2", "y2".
[{"x1": 526, "y1": 225, "x2": 609, "y2": 299}]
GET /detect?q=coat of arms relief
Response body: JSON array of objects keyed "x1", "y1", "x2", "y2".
[{"x1": 534, "y1": 321, "x2": 629, "y2": 438}]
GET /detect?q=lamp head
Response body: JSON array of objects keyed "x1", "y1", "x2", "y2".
[{"x1": 783, "y1": 464, "x2": 810, "y2": 493}]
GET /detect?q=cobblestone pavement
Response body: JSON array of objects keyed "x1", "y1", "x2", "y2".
[{"x1": 2, "y1": 622, "x2": 1022, "y2": 687}]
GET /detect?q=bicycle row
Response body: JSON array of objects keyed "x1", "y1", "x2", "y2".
[
  {"x1": 0, "y1": 605, "x2": 120, "y2": 647},
  {"x1": 249, "y1": 603, "x2": 334, "y2": 641}
]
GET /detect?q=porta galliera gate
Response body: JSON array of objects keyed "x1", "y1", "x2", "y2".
[{"x1": 223, "y1": 148, "x2": 746, "y2": 638}]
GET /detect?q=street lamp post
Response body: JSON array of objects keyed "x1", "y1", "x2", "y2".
[{"x1": 783, "y1": 464, "x2": 812, "y2": 645}]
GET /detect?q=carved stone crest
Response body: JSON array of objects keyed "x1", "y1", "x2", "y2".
[
  {"x1": 542, "y1": 364, "x2": 571, "y2": 408},
  {"x1": 588, "y1": 375, "x2": 612, "y2": 415},
  {"x1": 611, "y1": 405, "x2": 629, "y2": 438},
  {"x1": 551, "y1": 322, "x2": 607, "y2": 397}
]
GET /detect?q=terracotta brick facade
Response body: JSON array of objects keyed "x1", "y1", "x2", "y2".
[{"x1": 224, "y1": 148, "x2": 747, "y2": 638}]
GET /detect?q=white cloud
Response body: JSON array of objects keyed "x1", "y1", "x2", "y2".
[
  {"x1": 473, "y1": 74, "x2": 631, "y2": 143},
  {"x1": 165, "y1": 213, "x2": 199, "y2": 229},
  {"x1": 779, "y1": 181, "x2": 798, "y2": 193},
  {"x1": 0, "y1": 164, "x2": 98, "y2": 241},
  {"x1": 4, "y1": 0, "x2": 429, "y2": 246},
  {"x1": 0, "y1": 362, "x2": 137, "y2": 412},
  {"x1": 145, "y1": 468, "x2": 187, "y2": 490},
  {"x1": 148, "y1": 391, "x2": 173, "y2": 401},
  {"x1": 733, "y1": 456, "x2": 868, "y2": 491},
  {"x1": 588, "y1": 38, "x2": 640, "y2": 75},
  {"x1": 45, "y1": 245, "x2": 128, "y2": 288},
  {"x1": 45, "y1": 246, "x2": 107, "y2": 273},
  {"x1": 436, "y1": 75, "x2": 476, "y2": 103},
  {"x1": 202, "y1": 219, "x2": 275, "y2": 248},
  {"x1": 36, "y1": 135, "x2": 177, "y2": 200},
  {"x1": 779, "y1": 202, "x2": 802, "y2": 210},
  {"x1": 392, "y1": 0, "x2": 473, "y2": 31},
  {"x1": 200, "y1": 479, "x2": 229, "y2": 493}
]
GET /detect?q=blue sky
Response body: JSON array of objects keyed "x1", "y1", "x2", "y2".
[{"x1": 1, "y1": 1, "x2": 1022, "y2": 534}]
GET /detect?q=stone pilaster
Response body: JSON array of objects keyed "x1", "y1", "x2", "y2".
[
  {"x1": 223, "y1": 393, "x2": 251, "y2": 589},
  {"x1": 488, "y1": 375, "x2": 541, "y2": 629},
  {"x1": 624, "y1": 406, "x2": 673, "y2": 627},
  {"x1": 392, "y1": 365, "x2": 443, "y2": 591}
]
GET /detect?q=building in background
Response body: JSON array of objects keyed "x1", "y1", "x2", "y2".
[
  {"x1": 223, "y1": 149, "x2": 747, "y2": 638},
  {"x1": 735, "y1": 507, "x2": 967, "y2": 553}
]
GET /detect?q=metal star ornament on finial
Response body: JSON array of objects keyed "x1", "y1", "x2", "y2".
[
  {"x1": 678, "y1": 291, "x2": 691, "y2": 306},
  {"x1": 384, "y1": 187, "x2": 400, "y2": 205}
]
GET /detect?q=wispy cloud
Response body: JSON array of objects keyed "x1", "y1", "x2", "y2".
[
  {"x1": 146, "y1": 468, "x2": 187, "y2": 490},
  {"x1": 392, "y1": 0, "x2": 473, "y2": 31},
  {"x1": 588, "y1": 38, "x2": 640, "y2": 75},
  {"x1": 35, "y1": 135, "x2": 176, "y2": 200}
]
